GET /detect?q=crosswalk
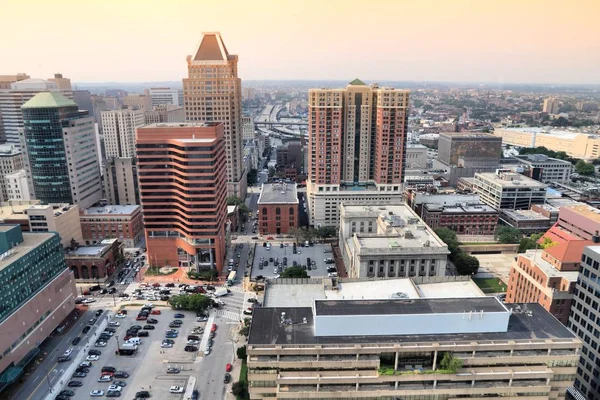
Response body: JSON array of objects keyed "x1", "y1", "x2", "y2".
[{"x1": 214, "y1": 309, "x2": 241, "y2": 321}]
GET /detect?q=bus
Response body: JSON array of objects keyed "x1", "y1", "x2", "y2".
[{"x1": 227, "y1": 271, "x2": 237, "y2": 286}]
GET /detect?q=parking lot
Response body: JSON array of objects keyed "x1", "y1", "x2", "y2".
[
  {"x1": 251, "y1": 242, "x2": 335, "y2": 279},
  {"x1": 54, "y1": 305, "x2": 212, "y2": 399}
]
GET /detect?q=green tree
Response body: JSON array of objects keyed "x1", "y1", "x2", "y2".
[
  {"x1": 439, "y1": 352, "x2": 463, "y2": 373},
  {"x1": 236, "y1": 345, "x2": 247, "y2": 360},
  {"x1": 280, "y1": 266, "x2": 309, "y2": 278},
  {"x1": 289, "y1": 227, "x2": 303, "y2": 243},
  {"x1": 167, "y1": 294, "x2": 211, "y2": 313},
  {"x1": 268, "y1": 166, "x2": 276, "y2": 179},
  {"x1": 434, "y1": 228, "x2": 461, "y2": 259},
  {"x1": 575, "y1": 159, "x2": 595, "y2": 176},
  {"x1": 316, "y1": 226, "x2": 337, "y2": 239},
  {"x1": 232, "y1": 382, "x2": 248, "y2": 398},
  {"x1": 518, "y1": 233, "x2": 545, "y2": 253},
  {"x1": 551, "y1": 116, "x2": 569, "y2": 127},
  {"x1": 454, "y1": 253, "x2": 479, "y2": 275},
  {"x1": 494, "y1": 226, "x2": 523, "y2": 244},
  {"x1": 301, "y1": 227, "x2": 317, "y2": 243},
  {"x1": 247, "y1": 169, "x2": 258, "y2": 186}
]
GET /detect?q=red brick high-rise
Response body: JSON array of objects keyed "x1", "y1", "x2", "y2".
[{"x1": 136, "y1": 123, "x2": 227, "y2": 272}]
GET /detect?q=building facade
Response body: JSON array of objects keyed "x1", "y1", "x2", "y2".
[
  {"x1": 148, "y1": 87, "x2": 183, "y2": 107},
  {"x1": 25, "y1": 204, "x2": 83, "y2": 248},
  {"x1": 183, "y1": 32, "x2": 246, "y2": 199},
  {"x1": 5, "y1": 170, "x2": 30, "y2": 201},
  {"x1": 0, "y1": 226, "x2": 76, "y2": 391},
  {"x1": 543, "y1": 97, "x2": 560, "y2": 114},
  {"x1": 144, "y1": 104, "x2": 185, "y2": 124},
  {"x1": 102, "y1": 157, "x2": 140, "y2": 205},
  {"x1": 422, "y1": 203, "x2": 498, "y2": 235},
  {"x1": 499, "y1": 209, "x2": 553, "y2": 234},
  {"x1": 307, "y1": 80, "x2": 410, "y2": 227},
  {"x1": 556, "y1": 204, "x2": 600, "y2": 241},
  {"x1": 472, "y1": 171, "x2": 547, "y2": 210},
  {"x1": 20, "y1": 92, "x2": 102, "y2": 209},
  {"x1": 65, "y1": 239, "x2": 121, "y2": 282},
  {"x1": 257, "y1": 183, "x2": 299, "y2": 235},
  {"x1": 122, "y1": 94, "x2": 152, "y2": 111},
  {"x1": 137, "y1": 123, "x2": 227, "y2": 271},
  {"x1": 405, "y1": 143, "x2": 428, "y2": 169},
  {"x1": 242, "y1": 115, "x2": 255, "y2": 141},
  {"x1": 101, "y1": 108, "x2": 145, "y2": 158},
  {"x1": 48, "y1": 73, "x2": 71, "y2": 90},
  {"x1": 511, "y1": 154, "x2": 573, "y2": 183},
  {"x1": 0, "y1": 145, "x2": 23, "y2": 201},
  {"x1": 80, "y1": 205, "x2": 144, "y2": 248},
  {"x1": 339, "y1": 204, "x2": 450, "y2": 278}
]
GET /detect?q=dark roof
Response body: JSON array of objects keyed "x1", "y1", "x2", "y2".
[
  {"x1": 314, "y1": 297, "x2": 505, "y2": 316},
  {"x1": 248, "y1": 303, "x2": 576, "y2": 346}
]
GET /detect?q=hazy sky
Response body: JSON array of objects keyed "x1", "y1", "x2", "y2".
[{"x1": 2, "y1": 0, "x2": 599, "y2": 84}]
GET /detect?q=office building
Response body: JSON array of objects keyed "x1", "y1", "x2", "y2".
[
  {"x1": 183, "y1": 32, "x2": 246, "y2": 199},
  {"x1": 422, "y1": 203, "x2": 498, "y2": 235},
  {"x1": 339, "y1": 204, "x2": 449, "y2": 278},
  {"x1": 405, "y1": 143, "x2": 428, "y2": 169},
  {"x1": 48, "y1": 73, "x2": 71, "y2": 90},
  {"x1": 511, "y1": 154, "x2": 573, "y2": 183},
  {"x1": 137, "y1": 123, "x2": 227, "y2": 271},
  {"x1": 404, "y1": 187, "x2": 480, "y2": 217},
  {"x1": 494, "y1": 128, "x2": 600, "y2": 161},
  {"x1": 0, "y1": 78, "x2": 73, "y2": 146},
  {"x1": 65, "y1": 238, "x2": 121, "y2": 282},
  {"x1": 19, "y1": 92, "x2": 102, "y2": 209},
  {"x1": 0, "y1": 73, "x2": 30, "y2": 89},
  {"x1": 307, "y1": 80, "x2": 410, "y2": 227},
  {"x1": 569, "y1": 246, "x2": 600, "y2": 400},
  {"x1": 101, "y1": 108, "x2": 145, "y2": 158},
  {"x1": 257, "y1": 182, "x2": 298, "y2": 235},
  {"x1": 5, "y1": 170, "x2": 30, "y2": 201},
  {"x1": 472, "y1": 171, "x2": 547, "y2": 210},
  {"x1": 556, "y1": 204, "x2": 600, "y2": 240},
  {"x1": 143, "y1": 104, "x2": 185, "y2": 124},
  {"x1": 103, "y1": 157, "x2": 139, "y2": 205},
  {"x1": 499, "y1": 208, "x2": 553, "y2": 234},
  {"x1": 80, "y1": 205, "x2": 144, "y2": 248},
  {"x1": 418, "y1": 133, "x2": 439, "y2": 148},
  {"x1": 148, "y1": 87, "x2": 183, "y2": 107},
  {"x1": 122, "y1": 94, "x2": 152, "y2": 111},
  {"x1": 543, "y1": 97, "x2": 560, "y2": 114},
  {"x1": 0, "y1": 144, "x2": 23, "y2": 201},
  {"x1": 276, "y1": 141, "x2": 303, "y2": 177},
  {"x1": 0, "y1": 225, "x2": 76, "y2": 392},
  {"x1": 242, "y1": 115, "x2": 255, "y2": 141},
  {"x1": 248, "y1": 288, "x2": 581, "y2": 400},
  {"x1": 25, "y1": 204, "x2": 83, "y2": 248}
]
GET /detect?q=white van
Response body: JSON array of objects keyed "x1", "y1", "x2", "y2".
[{"x1": 126, "y1": 337, "x2": 141, "y2": 345}]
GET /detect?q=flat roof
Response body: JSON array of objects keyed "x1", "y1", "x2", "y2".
[
  {"x1": 248, "y1": 303, "x2": 577, "y2": 345},
  {"x1": 0, "y1": 201, "x2": 41, "y2": 219},
  {"x1": 67, "y1": 245, "x2": 108, "y2": 257},
  {"x1": 513, "y1": 154, "x2": 572, "y2": 165},
  {"x1": 424, "y1": 204, "x2": 496, "y2": 214},
  {"x1": 314, "y1": 297, "x2": 505, "y2": 316},
  {"x1": 496, "y1": 127, "x2": 597, "y2": 139},
  {"x1": 521, "y1": 250, "x2": 579, "y2": 282},
  {"x1": 416, "y1": 280, "x2": 485, "y2": 298},
  {"x1": 475, "y1": 172, "x2": 547, "y2": 188},
  {"x1": 501, "y1": 209, "x2": 550, "y2": 221},
  {"x1": 82, "y1": 205, "x2": 140, "y2": 216},
  {"x1": 0, "y1": 232, "x2": 55, "y2": 271},
  {"x1": 258, "y1": 182, "x2": 298, "y2": 204},
  {"x1": 562, "y1": 204, "x2": 600, "y2": 223},
  {"x1": 143, "y1": 122, "x2": 220, "y2": 128}
]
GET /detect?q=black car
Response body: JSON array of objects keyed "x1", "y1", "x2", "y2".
[
  {"x1": 174, "y1": 313, "x2": 185, "y2": 318},
  {"x1": 206, "y1": 285, "x2": 215, "y2": 290},
  {"x1": 104, "y1": 327, "x2": 116, "y2": 333},
  {"x1": 223, "y1": 373, "x2": 231, "y2": 383},
  {"x1": 140, "y1": 307, "x2": 152, "y2": 313},
  {"x1": 71, "y1": 371, "x2": 86, "y2": 378},
  {"x1": 160, "y1": 295, "x2": 170, "y2": 301},
  {"x1": 98, "y1": 334, "x2": 111, "y2": 341},
  {"x1": 187, "y1": 335, "x2": 200, "y2": 341},
  {"x1": 108, "y1": 280, "x2": 115, "y2": 287},
  {"x1": 101, "y1": 366, "x2": 116, "y2": 373},
  {"x1": 106, "y1": 391, "x2": 121, "y2": 398},
  {"x1": 67, "y1": 380, "x2": 83, "y2": 387},
  {"x1": 192, "y1": 389, "x2": 199, "y2": 400},
  {"x1": 114, "y1": 371, "x2": 129, "y2": 378},
  {"x1": 143, "y1": 325, "x2": 155, "y2": 330},
  {"x1": 75, "y1": 367, "x2": 89, "y2": 373},
  {"x1": 118, "y1": 293, "x2": 129, "y2": 298},
  {"x1": 129, "y1": 325, "x2": 142, "y2": 331},
  {"x1": 137, "y1": 330, "x2": 149, "y2": 337},
  {"x1": 184, "y1": 345, "x2": 198, "y2": 352},
  {"x1": 95, "y1": 309, "x2": 104, "y2": 316},
  {"x1": 146, "y1": 318, "x2": 158, "y2": 324},
  {"x1": 74, "y1": 299, "x2": 82, "y2": 304},
  {"x1": 57, "y1": 356, "x2": 71, "y2": 363},
  {"x1": 165, "y1": 283, "x2": 175, "y2": 287},
  {"x1": 126, "y1": 330, "x2": 138, "y2": 337},
  {"x1": 59, "y1": 390, "x2": 75, "y2": 397},
  {"x1": 88, "y1": 349, "x2": 101, "y2": 356},
  {"x1": 54, "y1": 395, "x2": 70, "y2": 400},
  {"x1": 135, "y1": 391, "x2": 150, "y2": 398},
  {"x1": 108, "y1": 287, "x2": 117, "y2": 294},
  {"x1": 159, "y1": 289, "x2": 171, "y2": 294},
  {"x1": 71, "y1": 337, "x2": 81, "y2": 345}
]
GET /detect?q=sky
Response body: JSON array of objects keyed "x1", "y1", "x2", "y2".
[{"x1": 2, "y1": 0, "x2": 599, "y2": 84}]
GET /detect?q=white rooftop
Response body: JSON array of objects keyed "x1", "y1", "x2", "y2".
[
  {"x1": 82, "y1": 205, "x2": 140, "y2": 215},
  {"x1": 522, "y1": 250, "x2": 579, "y2": 282}
]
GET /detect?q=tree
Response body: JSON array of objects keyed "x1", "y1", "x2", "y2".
[
  {"x1": 289, "y1": 227, "x2": 303, "y2": 243},
  {"x1": 247, "y1": 169, "x2": 258, "y2": 186},
  {"x1": 434, "y1": 228, "x2": 461, "y2": 258},
  {"x1": 316, "y1": 226, "x2": 337, "y2": 239},
  {"x1": 236, "y1": 345, "x2": 247, "y2": 360},
  {"x1": 439, "y1": 352, "x2": 463, "y2": 373},
  {"x1": 268, "y1": 166, "x2": 276, "y2": 179},
  {"x1": 301, "y1": 227, "x2": 317, "y2": 243},
  {"x1": 494, "y1": 226, "x2": 523, "y2": 244},
  {"x1": 518, "y1": 233, "x2": 544, "y2": 253},
  {"x1": 232, "y1": 382, "x2": 248, "y2": 398},
  {"x1": 227, "y1": 196, "x2": 243, "y2": 206},
  {"x1": 167, "y1": 294, "x2": 212, "y2": 313},
  {"x1": 575, "y1": 159, "x2": 595, "y2": 176},
  {"x1": 280, "y1": 266, "x2": 309, "y2": 278},
  {"x1": 454, "y1": 253, "x2": 479, "y2": 275}
]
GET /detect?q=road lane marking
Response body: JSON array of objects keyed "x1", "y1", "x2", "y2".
[{"x1": 25, "y1": 361, "x2": 58, "y2": 400}]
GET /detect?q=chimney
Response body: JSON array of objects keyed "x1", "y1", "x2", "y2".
[{"x1": 593, "y1": 231, "x2": 600, "y2": 244}]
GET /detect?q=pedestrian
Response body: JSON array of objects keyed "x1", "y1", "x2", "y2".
[{"x1": 149, "y1": 385, "x2": 152, "y2": 389}]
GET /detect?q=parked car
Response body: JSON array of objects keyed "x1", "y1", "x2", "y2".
[
  {"x1": 82, "y1": 326, "x2": 91, "y2": 334},
  {"x1": 184, "y1": 345, "x2": 198, "y2": 352},
  {"x1": 67, "y1": 381, "x2": 83, "y2": 387},
  {"x1": 167, "y1": 367, "x2": 180, "y2": 374},
  {"x1": 169, "y1": 386, "x2": 184, "y2": 393},
  {"x1": 71, "y1": 337, "x2": 81, "y2": 345},
  {"x1": 97, "y1": 375, "x2": 113, "y2": 382},
  {"x1": 224, "y1": 373, "x2": 231, "y2": 383},
  {"x1": 57, "y1": 356, "x2": 71, "y2": 363},
  {"x1": 225, "y1": 363, "x2": 233, "y2": 372},
  {"x1": 174, "y1": 313, "x2": 185, "y2": 318},
  {"x1": 90, "y1": 390, "x2": 104, "y2": 397},
  {"x1": 135, "y1": 391, "x2": 150, "y2": 398},
  {"x1": 86, "y1": 355, "x2": 100, "y2": 361},
  {"x1": 113, "y1": 371, "x2": 129, "y2": 378},
  {"x1": 137, "y1": 330, "x2": 149, "y2": 337},
  {"x1": 143, "y1": 325, "x2": 155, "y2": 330},
  {"x1": 79, "y1": 361, "x2": 92, "y2": 368},
  {"x1": 72, "y1": 371, "x2": 87, "y2": 378}
]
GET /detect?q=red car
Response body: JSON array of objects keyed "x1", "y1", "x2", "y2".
[
  {"x1": 136, "y1": 314, "x2": 147, "y2": 321},
  {"x1": 267, "y1": 236, "x2": 274, "y2": 240},
  {"x1": 150, "y1": 310, "x2": 161, "y2": 315},
  {"x1": 225, "y1": 363, "x2": 232, "y2": 372},
  {"x1": 152, "y1": 283, "x2": 161, "y2": 288},
  {"x1": 211, "y1": 324, "x2": 217, "y2": 332}
]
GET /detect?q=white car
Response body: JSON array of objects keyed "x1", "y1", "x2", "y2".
[
  {"x1": 108, "y1": 321, "x2": 120, "y2": 327},
  {"x1": 107, "y1": 385, "x2": 123, "y2": 391},
  {"x1": 95, "y1": 341, "x2": 107, "y2": 347},
  {"x1": 144, "y1": 303, "x2": 154, "y2": 308},
  {"x1": 98, "y1": 375, "x2": 112, "y2": 382},
  {"x1": 63, "y1": 349, "x2": 73, "y2": 357},
  {"x1": 115, "y1": 314, "x2": 126, "y2": 319},
  {"x1": 90, "y1": 390, "x2": 104, "y2": 397},
  {"x1": 161, "y1": 343, "x2": 173, "y2": 348},
  {"x1": 187, "y1": 340, "x2": 199, "y2": 345},
  {"x1": 83, "y1": 298, "x2": 96, "y2": 304},
  {"x1": 196, "y1": 316, "x2": 208, "y2": 322},
  {"x1": 204, "y1": 348, "x2": 211, "y2": 355},
  {"x1": 169, "y1": 386, "x2": 184, "y2": 393},
  {"x1": 86, "y1": 355, "x2": 100, "y2": 361}
]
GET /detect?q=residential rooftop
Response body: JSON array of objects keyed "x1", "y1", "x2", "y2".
[
  {"x1": 424, "y1": 203, "x2": 496, "y2": 213},
  {"x1": 0, "y1": 232, "x2": 55, "y2": 272},
  {"x1": 501, "y1": 209, "x2": 550, "y2": 221},
  {"x1": 81, "y1": 205, "x2": 140, "y2": 216},
  {"x1": 258, "y1": 182, "x2": 298, "y2": 204}
]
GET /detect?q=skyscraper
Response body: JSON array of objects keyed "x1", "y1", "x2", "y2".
[
  {"x1": 19, "y1": 92, "x2": 102, "y2": 208},
  {"x1": 101, "y1": 108, "x2": 145, "y2": 158},
  {"x1": 543, "y1": 97, "x2": 560, "y2": 114},
  {"x1": 148, "y1": 87, "x2": 184, "y2": 107},
  {"x1": 136, "y1": 122, "x2": 227, "y2": 271},
  {"x1": 306, "y1": 80, "x2": 409, "y2": 227},
  {"x1": 183, "y1": 32, "x2": 246, "y2": 198}
]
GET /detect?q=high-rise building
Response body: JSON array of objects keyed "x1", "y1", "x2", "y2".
[
  {"x1": 183, "y1": 32, "x2": 246, "y2": 199},
  {"x1": 25, "y1": 203, "x2": 84, "y2": 248},
  {"x1": 148, "y1": 87, "x2": 184, "y2": 107},
  {"x1": 144, "y1": 104, "x2": 185, "y2": 124},
  {"x1": 242, "y1": 115, "x2": 255, "y2": 141},
  {"x1": 101, "y1": 108, "x2": 145, "y2": 158},
  {"x1": 48, "y1": 73, "x2": 72, "y2": 90},
  {"x1": 0, "y1": 144, "x2": 23, "y2": 201},
  {"x1": 0, "y1": 73, "x2": 30, "y2": 89},
  {"x1": 569, "y1": 245, "x2": 600, "y2": 400},
  {"x1": 19, "y1": 92, "x2": 102, "y2": 208},
  {"x1": 123, "y1": 94, "x2": 152, "y2": 111},
  {"x1": 0, "y1": 78, "x2": 73, "y2": 146},
  {"x1": 306, "y1": 80, "x2": 409, "y2": 227},
  {"x1": 136, "y1": 123, "x2": 227, "y2": 271},
  {"x1": 543, "y1": 97, "x2": 560, "y2": 114},
  {"x1": 0, "y1": 225, "x2": 76, "y2": 392},
  {"x1": 103, "y1": 157, "x2": 139, "y2": 205}
]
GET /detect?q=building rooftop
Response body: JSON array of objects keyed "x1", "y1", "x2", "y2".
[
  {"x1": 496, "y1": 127, "x2": 598, "y2": 140},
  {"x1": 66, "y1": 245, "x2": 108, "y2": 258},
  {"x1": 0, "y1": 145, "x2": 20, "y2": 156},
  {"x1": 0, "y1": 232, "x2": 55, "y2": 272},
  {"x1": 248, "y1": 302, "x2": 576, "y2": 346},
  {"x1": 501, "y1": 209, "x2": 550, "y2": 221},
  {"x1": 81, "y1": 205, "x2": 140, "y2": 216},
  {"x1": 475, "y1": 172, "x2": 547, "y2": 189},
  {"x1": 0, "y1": 201, "x2": 41, "y2": 220},
  {"x1": 142, "y1": 122, "x2": 220, "y2": 128},
  {"x1": 562, "y1": 204, "x2": 600, "y2": 223},
  {"x1": 424, "y1": 203, "x2": 496, "y2": 214},
  {"x1": 258, "y1": 182, "x2": 298, "y2": 204},
  {"x1": 521, "y1": 250, "x2": 580, "y2": 282},
  {"x1": 192, "y1": 32, "x2": 230, "y2": 61},
  {"x1": 21, "y1": 91, "x2": 77, "y2": 109},
  {"x1": 513, "y1": 154, "x2": 572, "y2": 165}
]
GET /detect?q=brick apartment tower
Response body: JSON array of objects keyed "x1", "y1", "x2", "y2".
[
  {"x1": 183, "y1": 32, "x2": 246, "y2": 199},
  {"x1": 136, "y1": 123, "x2": 227, "y2": 272}
]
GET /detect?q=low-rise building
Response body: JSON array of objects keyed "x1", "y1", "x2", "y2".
[
  {"x1": 531, "y1": 203, "x2": 560, "y2": 224},
  {"x1": 472, "y1": 170, "x2": 547, "y2": 210},
  {"x1": 556, "y1": 203, "x2": 600, "y2": 240},
  {"x1": 499, "y1": 208, "x2": 553, "y2": 234},
  {"x1": 511, "y1": 154, "x2": 573, "y2": 183},
  {"x1": 404, "y1": 188, "x2": 480, "y2": 217},
  {"x1": 422, "y1": 203, "x2": 498, "y2": 235},
  {"x1": 65, "y1": 239, "x2": 122, "y2": 282},
  {"x1": 0, "y1": 225, "x2": 76, "y2": 391},
  {"x1": 405, "y1": 143, "x2": 429, "y2": 169},
  {"x1": 257, "y1": 182, "x2": 298, "y2": 235},
  {"x1": 80, "y1": 205, "x2": 144, "y2": 248},
  {"x1": 25, "y1": 204, "x2": 83, "y2": 248},
  {"x1": 339, "y1": 204, "x2": 450, "y2": 278}
]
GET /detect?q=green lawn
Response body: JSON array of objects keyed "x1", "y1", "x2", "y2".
[
  {"x1": 473, "y1": 278, "x2": 507, "y2": 293},
  {"x1": 236, "y1": 359, "x2": 249, "y2": 400}
]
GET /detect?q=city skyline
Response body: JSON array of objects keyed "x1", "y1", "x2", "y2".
[{"x1": 1, "y1": 0, "x2": 598, "y2": 84}]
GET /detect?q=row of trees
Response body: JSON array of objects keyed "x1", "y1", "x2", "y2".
[
  {"x1": 434, "y1": 228, "x2": 480, "y2": 275},
  {"x1": 167, "y1": 294, "x2": 212, "y2": 313},
  {"x1": 494, "y1": 226, "x2": 557, "y2": 253},
  {"x1": 289, "y1": 226, "x2": 337, "y2": 242}
]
